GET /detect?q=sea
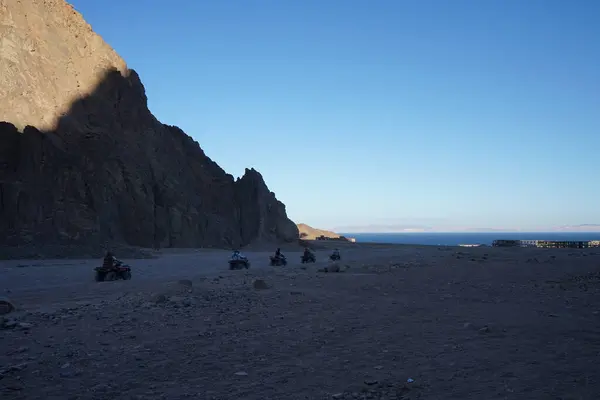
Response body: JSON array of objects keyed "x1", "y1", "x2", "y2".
[{"x1": 340, "y1": 232, "x2": 600, "y2": 246}]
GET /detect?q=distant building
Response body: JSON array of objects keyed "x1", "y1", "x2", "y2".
[
  {"x1": 536, "y1": 240, "x2": 589, "y2": 249},
  {"x1": 492, "y1": 239, "x2": 600, "y2": 249},
  {"x1": 519, "y1": 240, "x2": 539, "y2": 248}
]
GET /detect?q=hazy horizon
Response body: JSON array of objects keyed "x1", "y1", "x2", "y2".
[
  {"x1": 335, "y1": 227, "x2": 600, "y2": 234},
  {"x1": 71, "y1": 0, "x2": 600, "y2": 229}
]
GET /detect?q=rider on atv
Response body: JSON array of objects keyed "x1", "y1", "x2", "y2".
[
  {"x1": 332, "y1": 248, "x2": 340, "y2": 259},
  {"x1": 274, "y1": 247, "x2": 285, "y2": 260},
  {"x1": 103, "y1": 251, "x2": 118, "y2": 269},
  {"x1": 303, "y1": 247, "x2": 313, "y2": 258},
  {"x1": 231, "y1": 250, "x2": 246, "y2": 260}
]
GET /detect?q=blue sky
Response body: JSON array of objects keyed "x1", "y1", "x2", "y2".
[{"x1": 70, "y1": 0, "x2": 600, "y2": 231}]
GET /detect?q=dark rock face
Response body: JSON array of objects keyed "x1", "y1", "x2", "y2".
[
  {"x1": 0, "y1": 1, "x2": 298, "y2": 251},
  {"x1": 235, "y1": 168, "x2": 299, "y2": 245}
]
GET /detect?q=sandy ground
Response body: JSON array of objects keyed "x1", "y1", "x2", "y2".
[{"x1": 1, "y1": 243, "x2": 600, "y2": 399}]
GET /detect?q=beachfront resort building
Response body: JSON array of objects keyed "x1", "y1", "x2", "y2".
[{"x1": 492, "y1": 239, "x2": 600, "y2": 248}]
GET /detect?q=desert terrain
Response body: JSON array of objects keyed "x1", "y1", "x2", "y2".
[{"x1": 1, "y1": 242, "x2": 600, "y2": 399}]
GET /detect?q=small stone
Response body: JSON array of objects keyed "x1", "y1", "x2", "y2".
[
  {"x1": 2, "y1": 362, "x2": 28, "y2": 373},
  {"x1": 374, "y1": 365, "x2": 383, "y2": 370},
  {"x1": 253, "y1": 279, "x2": 269, "y2": 290},
  {"x1": 234, "y1": 371, "x2": 248, "y2": 376},
  {"x1": 152, "y1": 294, "x2": 167, "y2": 304},
  {"x1": 328, "y1": 264, "x2": 341, "y2": 273},
  {"x1": 478, "y1": 326, "x2": 490, "y2": 334},
  {"x1": 177, "y1": 279, "x2": 193, "y2": 288},
  {"x1": 9, "y1": 346, "x2": 29, "y2": 355},
  {"x1": 332, "y1": 393, "x2": 344, "y2": 399},
  {"x1": 364, "y1": 379, "x2": 378, "y2": 386},
  {"x1": 3, "y1": 319, "x2": 17, "y2": 329},
  {"x1": 0, "y1": 297, "x2": 15, "y2": 315},
  {"x1": 17, "y1": 322, "x2": 33, "y2": 330},
  {"x1": 60, "y1": 370, "x2": 77, "y2": 378}
]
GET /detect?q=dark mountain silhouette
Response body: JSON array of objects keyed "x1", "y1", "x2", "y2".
[{"x1": 0, "y1": 1, "x2": 298, "y2": 256}]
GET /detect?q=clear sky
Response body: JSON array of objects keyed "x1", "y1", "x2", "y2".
[{"x1": 70, "y1": 0, "x2": 600, "y2": 232}]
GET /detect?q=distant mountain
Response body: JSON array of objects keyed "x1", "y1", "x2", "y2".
[
  {"x1": 554, "y1": 224, "x2": 600, "y2": 232},
  {"x1": 333, "y1": 224, "x2": 432, "y2": 233},
  {"x1": 297, "y1": 223, "x2": 341, "y2": 240}
]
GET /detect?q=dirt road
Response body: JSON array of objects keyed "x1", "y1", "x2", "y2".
[{"x1": 1, "y1": 244, "x2": 600, "y2": 399}]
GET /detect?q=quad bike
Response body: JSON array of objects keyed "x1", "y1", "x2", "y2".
[
  {"x1": 330, "y1": 253, "x2": 341, "y2": 261},
  {"x1": 95, "y1": 260, "x2": 132, "y2": 282},
  {"x1": 270, "y1": 255, "x2": 287, "y2": 266},
  {"x1": 229, "y1": 257, "x2": 250, "y2": 270},
  {"x1": 301, "y1": 252, "x2": 316, "y2": 263}
]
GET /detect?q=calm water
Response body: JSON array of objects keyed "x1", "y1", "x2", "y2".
[{"x1": 341, "y1": 232, "x2": 600, "y2": 246}]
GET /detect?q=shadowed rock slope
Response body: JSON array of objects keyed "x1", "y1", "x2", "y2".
[{"x1": 0, "y1": 0, "x2": 298, "y2": 252}]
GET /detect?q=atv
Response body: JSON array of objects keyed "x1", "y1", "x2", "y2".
[
  {"x1": 270, "y1": 255, "x2": 287, "y2": 266},
  {"x1": 95, "y1": 260, "x2": 132, "y2": 282},
  {"x1": 229, "y1": 258, "x2": 250, "y2": 270},
  {"x1": 301, "y1": 252, "x2": 316, "y2": 263}
]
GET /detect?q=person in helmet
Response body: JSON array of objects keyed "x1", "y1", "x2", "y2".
[
  {"x1": 231, "y1": 250, "x2": 246, "y2": 260},
  {"x1": 103, "y1": 251, "x2": 117, "y2": 269},
  {"x1": 274, "y1": 247, "x2": 286, "y2": 260},
  {"x1": 303, "y1": 247, "x2": 313, "y2": 259}
]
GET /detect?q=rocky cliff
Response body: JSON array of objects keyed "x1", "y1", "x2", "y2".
[{"x1": 0, "y1": 0, "x2": 298, "y2": 253}]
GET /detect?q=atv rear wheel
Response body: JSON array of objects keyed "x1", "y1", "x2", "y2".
[
  {"x1": 95, "y1": 271, "x2": 105, "y2": 282},
  {"x1": 104, "y1": 271, "x2": 117, "y2": 281}
]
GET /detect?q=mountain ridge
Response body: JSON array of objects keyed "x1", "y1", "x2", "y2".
[{"x1": 0, "y1": 0, "x2": 298, "y2": 255}]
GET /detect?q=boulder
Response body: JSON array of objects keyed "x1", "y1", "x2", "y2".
[
  {"x1": 0, "y1": 297, "x2": 15, "y2": 315},
  {"x1": 252, "y1": 279, "x2": 270, "y2": 290}
]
